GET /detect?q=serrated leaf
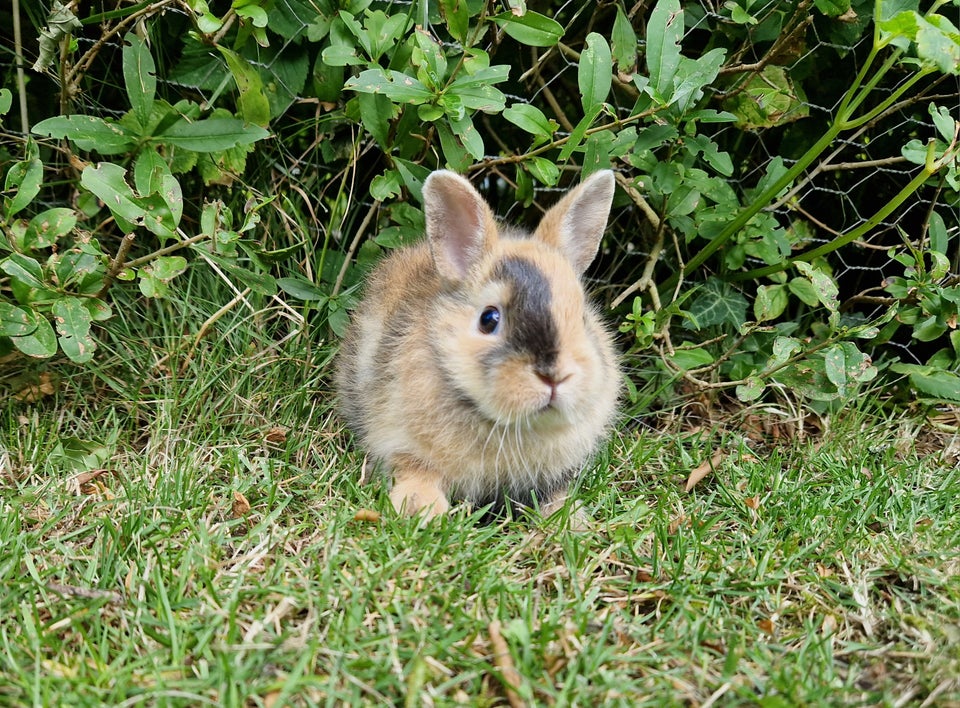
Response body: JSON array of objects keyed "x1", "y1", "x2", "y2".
[
  {"x1": 123, "y1": 33, "x2": 156, "y2": 131},
  {"x1": 32, "y1": 116, "x2": 138, "y2": 155},
  {"x1": 5, "y1": 157, "x2": 43, "y2": 217},
  {"x1": 492, "y1": 11, "x2": 564, "y2": 47},
  {"x1": 157, "y1": 118, "x2": 270, "y2": 152},
  {"x1": 52, "y1": 296, "x2": 95, "y2": 363},
  {"x1": 891, "y1": 363, "x2": 960, "y2": 402},
  {"x1": 646, "y1": 0, "x2": 683, "y2": 99},
  {"x1": 579, "y1": 33, "x2": 612, "y2": 112}
]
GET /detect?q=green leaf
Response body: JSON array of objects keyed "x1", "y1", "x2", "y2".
[
  {"x1": 438, "y1": 0, "x2": 470, "y2": 42},
  {"x1": 735, "y1": 376, "x2": 765, "y2": 402},
  {"x1": 0, "y1": 302, "x2": 36, "y2": 337},
  {"x1": 157, "y1": 117, "x2": 269, "y2": 151},
  {"x1": 891, "y1": 363, "x2": 960, "y2": 402},
  {"x1": 277, "y1": 276, "x2": 328, "y2": 301},
  {"x1": 684, "y1": 278, "x2": 748, "y2": 330},
  {"x1": 151, "y1": 255, "x2": 188, "y2": 280},
  {"x1": 929, "y1": 104, "x2": 956, "y2": 142},
  {"x1": 5, "y1": 157, "x2": 43, "y2": 217},
  {"x1": 10, "y1": 311, "x2": 57, "y2": 358},
  {"x1": 448, "y1": 113, "x2": 484, "y2": 161},
  {"x1": 357, "y1": 92, "x2": 394, "y2": 149},
  {"x1": 0, "y1": 88, "x2": 11, "y2": 116},
  {"x1": 558, "y1": 104, "x2": 602, "y2": 162},
  {"x1": 502, "y1": 104, "x2": 554, "y2": 141},
  {"x1": 52, "y1": 296, "x2": 95, "y2": 363},
  {"x1": 80, "y1": 163, "x2": 145, "y2": 230},
  {"x1": 370, "y1": 170, "x2": 402, "y2": 201},
  {"x1": 123, "y1": 33, "x2": 156, "y2": 131},
  {"x1": 928, "y1": 211, "x2": 949, "y2": 254},
  {"x1": 794, "y1": 261, "x2": 839, "y2": 313},
  {"x1": 526, "y1": 157, "x2": 560, "y2": 186},
  {"x1": 669, "y1": 345, "x2": 715, "y2": 371},
  {"x1": 813, "y1": 0, "x2": 850, "y2": 16},
  {"x1": 25, "y1": 208, "x2": 77, "y2": 249},
  {"x1": 345, "y1": 69, "x2": 433, "y2": 104},
  {"x1": 611, "y1": 6, "x2": 638, "y2": 75},
  {"x1": 217, "y1": 46, "x2": 271, "y2": 127},
  {"x1": 754, "y1": 284, "x2": 788, "y2": 322},
  {"x1": 688, "y1": 135, "x2": 733, "y2": 176},
  {"x1": 2, "y1": 253, "x2": 45, "y2": 289},
  {"x1": 916, "y1": 14, "x2": 960, "y2": 75},
  {"x1": 787, "y1": 277, "x2": 821, "y2": 307},
  {"x1": 579, "y1": 33, "x2": 612, "y2": 113},
  {"x1": 492, "y1": 11, "x2": 564, "y2": 47},
  {"x1": 646, "y1": 0, "x2": 683, "y2": 99},
  {"x1": 32, "y1": 116, "x2": 138, "y2": 155}
]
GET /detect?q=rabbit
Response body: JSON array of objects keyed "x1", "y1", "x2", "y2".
[{"x1": 335, "y1": 169, "x2": 620, "y2": 521}]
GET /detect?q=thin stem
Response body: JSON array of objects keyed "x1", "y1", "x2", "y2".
[{"x1": 11, "y1": 0, "x2": 28, "y2": 134}]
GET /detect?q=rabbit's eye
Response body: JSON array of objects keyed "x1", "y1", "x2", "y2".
[{"x1": 478, "y1": 306, "x2": 501, "y2": 335}]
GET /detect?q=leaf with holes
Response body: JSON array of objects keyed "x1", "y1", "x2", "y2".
[
  {"x1": 24, "y1": 208, "x2": 77, "y2": 250},
  {"x1": 52, "y1": 297, "x2": 96, "y2": 363}
]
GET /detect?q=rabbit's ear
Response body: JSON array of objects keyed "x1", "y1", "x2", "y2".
[
  {"x1": 424, "y1": 171, "x2": 498, "y2": 282},
  {"x1": 534, "y1": 170, "x2": 615, "y2": 275}
]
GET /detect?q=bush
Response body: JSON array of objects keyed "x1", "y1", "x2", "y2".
[{"x1": 1, "y1": 0, "x2": 958, "y2": 408}]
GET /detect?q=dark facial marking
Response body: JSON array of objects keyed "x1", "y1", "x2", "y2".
[{"x1": 492, "y1": 257, "x2": 558, "y2": 371}]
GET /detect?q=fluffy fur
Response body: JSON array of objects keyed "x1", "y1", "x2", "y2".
[{"x1": 335, "y1": 170, "x2": 620, "y2": 520}]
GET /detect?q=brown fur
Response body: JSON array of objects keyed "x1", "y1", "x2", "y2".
[{"x1": 335, "y1": 170, "x2": 620, "y2": 521}]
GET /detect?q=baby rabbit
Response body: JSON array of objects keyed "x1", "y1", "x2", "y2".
[{"x1": 335, "y1": 169, "x2": 619, "y2": 521}]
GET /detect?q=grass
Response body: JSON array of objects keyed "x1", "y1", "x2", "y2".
[{"x1": 1, "y1": 278, "x2": 959, "y2": 707}]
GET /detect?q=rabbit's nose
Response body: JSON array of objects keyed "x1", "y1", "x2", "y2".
[{"x1": 535, "y1": 370, "x2": 572, "y2": 402}]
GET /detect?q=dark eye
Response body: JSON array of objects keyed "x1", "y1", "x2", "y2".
[{"x1": 478, "y1": 306, "x2": 501, "y2": 335}]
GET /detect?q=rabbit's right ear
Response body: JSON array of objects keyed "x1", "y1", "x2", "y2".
[{"x1": 424, "y1": 171, "x2": 497, "y2": 282}]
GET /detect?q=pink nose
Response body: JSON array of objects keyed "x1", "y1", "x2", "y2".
[{"x1": 536, "y1": 371, "x2": 571, "y2": 402}]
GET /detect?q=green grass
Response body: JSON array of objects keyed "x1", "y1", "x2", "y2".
[{"x1": 2, "y1": 280, "x2": 959, "y2": 706}]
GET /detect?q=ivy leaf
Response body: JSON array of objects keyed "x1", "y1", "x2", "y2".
[
  {"x1": 579, "y1": 33, "x2": 612, "y2": 112},
  {"x1": 492, "y1": 11, "x2": 564, "y2": 47},
  {"x1": 684, "y1": 277, "x2": 748, "y2": 330}
]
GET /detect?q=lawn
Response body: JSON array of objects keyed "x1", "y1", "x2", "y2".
[{"x1": 1, "y1": 281, "x2": 959, "y2": 706}]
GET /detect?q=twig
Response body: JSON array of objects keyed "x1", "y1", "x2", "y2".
[
  {"x1": 331, "y1": 198, "x2": 380, "y2": 300},
  {"x1": 11, "y1": 0, "x2": 29, "y2": 133},
  {"x1": 96, "y1": 232, "x2": 136, "y2": 298},
  {"x1": 611, "y1": 174, "x2": 664, "y2": 310},
  {"x1": 488, "y1": 621, "x2": 526, "y2": 708}
]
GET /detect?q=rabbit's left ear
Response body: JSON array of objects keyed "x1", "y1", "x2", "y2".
[{"x1": 533, "y1": 170, "x2": 615, "y2": 275}]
